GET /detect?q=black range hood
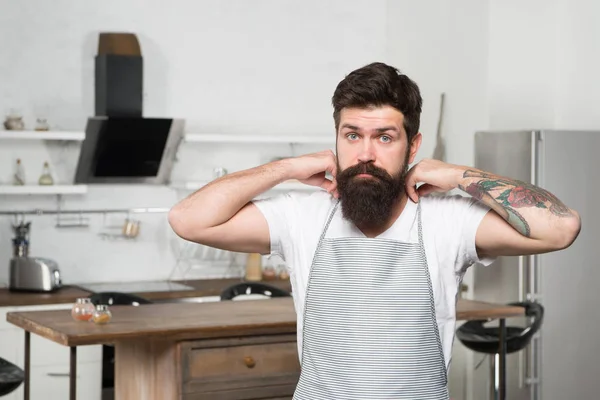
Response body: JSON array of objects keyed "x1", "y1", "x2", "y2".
[{"x1": 75, "y1": 33, "x2": 184, "y2": 185}]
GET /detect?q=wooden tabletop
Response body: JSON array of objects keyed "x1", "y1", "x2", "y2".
[
  {"x1": 6, "y1": 297, "x2": 524, "y2": 347},
  {"x1": 456, "y1": 299, "x2": 524, "y2": 321}
]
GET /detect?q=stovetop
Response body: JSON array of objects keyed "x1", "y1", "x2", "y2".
[{"x1": 77, "y1": 280, "x2": 195, "y2": 294}]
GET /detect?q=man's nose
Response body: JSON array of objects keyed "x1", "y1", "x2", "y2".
[{"x1": 357, "y1": 140, "x2": 375, "y2": 163}]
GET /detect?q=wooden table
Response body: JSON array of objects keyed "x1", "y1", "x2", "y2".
[{"x1": 6, "y1": 297, "x2": 523, "y2": 400}]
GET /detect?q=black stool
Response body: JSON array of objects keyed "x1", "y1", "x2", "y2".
[
  {"x1": 0, "y1": 358, "x2": 24, "y2": 397},
  {"x1": 89, "y1": 292, "x2": 152, "y2": 307},
  {"x1": 456, "y1": 301, "x2": 544, "y2": 400},
  {"x1": 89, "y1": 292, "x2": 152, "y2": 392},
  {"x1": 220, "y1": 282, "x2": 291, "y2": 300}
]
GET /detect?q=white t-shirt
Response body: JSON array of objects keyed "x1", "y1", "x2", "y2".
[{"x1": 253, "y1": 190, "x2": 495, "y2": 371}]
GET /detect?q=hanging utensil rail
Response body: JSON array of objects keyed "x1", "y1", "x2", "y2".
[{"x1": 0, "y1": 207, "x2": 170, "y2": 216}]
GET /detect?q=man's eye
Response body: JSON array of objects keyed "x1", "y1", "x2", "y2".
[
  {"x1": 347, "y1": 133, "x2": 359, "y2": 140},
  {"x1": 380, "y1": 135, "x2": 391, "y2": 143}
]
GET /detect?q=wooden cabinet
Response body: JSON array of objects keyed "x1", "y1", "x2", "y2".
[{"x1": 180, "y1": 334, "x2": 300, "y2": 400}]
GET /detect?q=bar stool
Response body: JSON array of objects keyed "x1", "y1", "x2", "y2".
[
  {"x1": 89, "y1": 292, "x2": 152, "y2": 307},
  {"x1": 456, "y1": 301, "x2": 544, "y2": 400},
  {"x1": 220, "y1": 282, "x2": 291, "y2": 300},
  {"x1": 0, "y1": 357, "x2": 24, "y2": 397}
]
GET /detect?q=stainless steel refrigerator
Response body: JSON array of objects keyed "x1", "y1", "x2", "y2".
[{"x1": 471, "y1": 130, "x2": 600, "y2": 400}]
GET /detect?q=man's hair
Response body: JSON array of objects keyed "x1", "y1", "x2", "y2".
[{"x1": 332, "y1": 62, "x2": 423, "y2": 143}]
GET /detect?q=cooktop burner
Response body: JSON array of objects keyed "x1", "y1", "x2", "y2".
[{"x1": 78, "y1": 280, "x2": 195, "y2": 294}]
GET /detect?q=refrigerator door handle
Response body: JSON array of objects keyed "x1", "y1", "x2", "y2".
[
  {"x1": 518, "y1": 254, "x2": 529, "y2": 388},
  {"x1": 518, "y1": 255, "x2": 524, "y2": 388},
  {"x1": 518, "y1": 255, "x2": 526, "y2": 302}
]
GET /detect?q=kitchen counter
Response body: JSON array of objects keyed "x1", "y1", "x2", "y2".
[
  {"x1": 7, "y1": 298, "x2": 523, "y2": 400},
  {"x1": 0, "y1": 286, "x2": 92, "y2": 307},
  {"x1": 0, "y1": 278, "x2": 292, "y2": 307}
]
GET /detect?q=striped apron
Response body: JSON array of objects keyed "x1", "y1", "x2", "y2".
[{"x1": 293, "y1": 201, "x2": 449, "y2": 399}]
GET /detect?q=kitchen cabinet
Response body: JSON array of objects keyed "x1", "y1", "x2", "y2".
[{"x1": 0, "y1": 304, "x2": 102, "y2": 400}]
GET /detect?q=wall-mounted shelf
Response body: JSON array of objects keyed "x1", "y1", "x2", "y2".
[
  {"x1": 0, "y1": 185, "x2": 88, "y2": 195},
  {"x1": 184, "y1": 133, "x2": 333, "y2": 145},
  {"x1": 171, "y1": 180, "x2": 320, "y2": 192},
  {"x1": 0, "y1": 130, "x2": 85, "y2": 141}
]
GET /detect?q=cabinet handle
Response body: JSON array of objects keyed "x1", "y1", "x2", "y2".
[
  {"x1": 244, "y1": 356, "x2": 256, "y2": 368},
  {"x1": 47, "y1": 372, "x2": 81, "y2": 378}
]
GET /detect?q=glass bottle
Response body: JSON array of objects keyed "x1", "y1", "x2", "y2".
[
  {"x1": 38, "y1": 161, "x2": 54, "y2": 185},
  {"x1": 35, "y1": 118, "x2": 50, "y2": 131},
  {"x1": 278, "y1": 265, "x2": 290, "y2": 280},
  {"x1": 71, "y1": 298, "x2": 95, "y2": 321},
  {"x1": 13, "y1": 159, "x2": 25, "y2": 186},
  {"x1": 245, "y1": 253, "x2": 262, "y2": 281},
  {"x1": 92, "y1": 305, "x2": 112, "y2": 325}
]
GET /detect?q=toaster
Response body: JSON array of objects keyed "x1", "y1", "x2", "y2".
[{"x1": 9, "y1": 257, "x2": 62, "y2": 292}]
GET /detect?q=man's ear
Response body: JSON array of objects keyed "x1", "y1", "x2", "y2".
[{"x1": 408, "y1": 133, "x2": 422, "y2": 164}]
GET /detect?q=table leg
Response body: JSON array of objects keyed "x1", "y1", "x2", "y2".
[
  {"x1": 24, "y1": 331, "x2": 30, "y2": 400},
  {"x1": 70, "y1": 346, "x2": 77, "y2": 400},
  {"x1": 498, "y1": 318, "x2": 507, "y2": 400},
  {"x1": 115, "y1": 340, "x2": 178, "y2": 400}
]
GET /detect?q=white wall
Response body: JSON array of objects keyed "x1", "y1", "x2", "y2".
[
  {"x1": 487, "y1": 0, "x2": 559, "y2": 130},
  {"x1": 485, "y1": 0, "x2": 600, "y2": 130},
  {"x1": 4, "y1": 0, "x2": 594, "y2": 285},
  {"x1": 554, "y1": 0, "x2": 600, "y2": 129},
  {"x1": 0, "y1": 0, "x2": 493, "y2": 287}
]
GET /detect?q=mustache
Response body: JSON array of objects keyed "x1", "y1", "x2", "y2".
[{"x1": 338, "y1": 162, "x2": 394, "y2": 181}]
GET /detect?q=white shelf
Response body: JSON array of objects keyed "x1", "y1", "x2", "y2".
[
  {"x1": 184, "y1": 133, "x2": 333, "y2": 145},
  {"x1": 0, "y1": 185, "x2": 88, "y2": 195},
  {"x1": 0, "y1": 130, "x2": 85, "y2": 141},
  {"x1": 171, "y1": 180, "x2": 321, "y2": 192}
]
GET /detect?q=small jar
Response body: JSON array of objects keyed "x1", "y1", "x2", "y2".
[
  {"x1": 92, "y1": 305, "x2": 112, "y2": 325},
  {"x1": 71, "y1": 298, "x2": 94, "y2": 321},
  {"x1": 278, "y1": 265, "x2": 290, "y2": 280},
  {"x1": 262, "y1": 266, "x2": 277, "y2": 281}
]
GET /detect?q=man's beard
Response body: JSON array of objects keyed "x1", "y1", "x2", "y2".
[{"x1": 336, "y1": 155, "x2": 409, "y2": 231}]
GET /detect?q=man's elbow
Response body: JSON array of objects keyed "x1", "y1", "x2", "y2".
[
  {"x1": 553, "y1": 211, "x2": 582, "y2": 250},
  {"x1": 168, "y1": 206, "x2": 197, "y2": 241}
]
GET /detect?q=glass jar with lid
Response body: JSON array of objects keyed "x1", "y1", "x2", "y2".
[
  {"x1": 71, "y1": 298, "x2": 95, "y2": 321},
  {"x1": 92, "y1": 305, "x2": 112, "y2": 325}
]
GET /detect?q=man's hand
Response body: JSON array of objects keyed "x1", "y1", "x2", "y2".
[
  {"x1": 404, "y1": 159, "x2": 466, "y2": 202},
  {"x1": 289, "y1": 150, "x2": 339, "y2": 198}
]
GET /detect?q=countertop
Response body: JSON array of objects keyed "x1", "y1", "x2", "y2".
[
  {"x1": 0, "y1": 278, "x2": 292, "y2": 307},
  {"x1": 6, "y1": 298, "x2": 524, "y2": 347}
]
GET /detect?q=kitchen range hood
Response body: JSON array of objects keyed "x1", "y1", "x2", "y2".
[{"x1": 75, "y1": 33, "x2": 184, "y2": 184}]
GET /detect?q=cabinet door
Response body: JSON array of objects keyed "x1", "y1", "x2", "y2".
[
  {"x1": 0, "y1": 307, "x2": 23, "y2": 400},
  {"x1": 0, "y1": 307, "x2": 17, "y2": 331},
  {"x1": 2, "y1": 304, "x2": 103, "y2": 399},
  {"x1": 10, "y1": 362, "x2": 102, "y2": 400},
  {"x1": 0, "y1": 329, "x2": 21, "y2": 365}
]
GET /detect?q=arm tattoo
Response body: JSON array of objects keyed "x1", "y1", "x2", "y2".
[{"x1": 458, "y1": 169, "x2": 572, "y2": 237}]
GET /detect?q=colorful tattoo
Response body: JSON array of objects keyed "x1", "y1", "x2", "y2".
[{"x1": 458, "y1": 169, "x2": 572, "y2": 237}]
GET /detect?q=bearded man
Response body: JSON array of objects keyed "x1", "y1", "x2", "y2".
[{"x1": 168, "y1": 62, "x2": 580, "y2": 399}]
